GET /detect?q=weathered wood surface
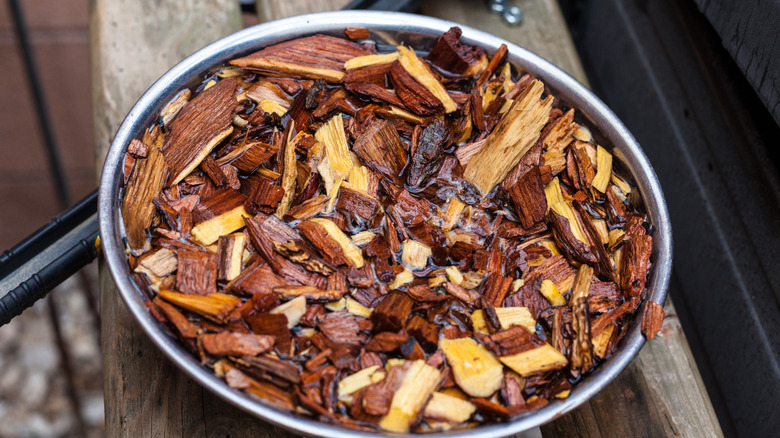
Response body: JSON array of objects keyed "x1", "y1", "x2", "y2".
[{"x1": 93, "y1": 0, "x2": 721, "y2": 436}]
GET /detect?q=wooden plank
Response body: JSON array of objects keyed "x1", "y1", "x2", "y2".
[
  {"x1": 693, "y1": 0, "x2": 780, "y2": 126},
  {"x1": 91, "y1": 1, "x2": 293, "y2": 436}
]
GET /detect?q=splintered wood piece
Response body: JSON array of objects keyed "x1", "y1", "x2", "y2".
[
  {"x1": 444, "y1": 282, "x2": 480, "y2": 306},
  {"x1": 365, "y1": 331, "x2": 409, "y2": 352},
  {"x1": 135, "y1": 247, "x2": 177, "y2": 281},
  {"x1": 221, "y1": 361, "x2": 296, "y2": 410},
  {"x1": 122, "y1": 145, "x2": 167, "y2": 253},
  {"x1": 498, "y1": 342, "x2": 568, "y2": 377},
  {"x1": 476, "y1": 44, "x2": 507, "y2": 87},
  {"x1": 275, "y1": 122, "x2": 299, "y2": 218},
  {"x1": 284, "y1": 194, "x2": 328, "y2": 221},
  {"x1": 157, "y1": 290, "x2": 241, "y2": 324},
  {"x1": 338, "y1": 365, "x2": 383, "y2": 401},
  {"x1": 219, "y1": 141, "x2": 278, "y2": 173},
  {"x1": 176, "y1": 250, "x2": 218, "y2": 295},
  {"x1": 245, "y1": 177, "x2": 284, "y2": 215},
  {"x1": 244, "y1": 312, "x2": 292, "y2": 356},
  {"x1": 471, "y1": 307, "x2": 536, "y2": 334},
  {"x1": 230, "y1": 34, "x2": 373, "y2": 83},
  {"x1": 201, "y1": 332, "x2": 274, "y2": 357},
  {"x1": 352, "y1": 120, "x2": 407, "y2": 184},
  {"x1": 439, "y1": 337, "x2": 503, "y2": 397},
  {"x1": 464, "y1": 80, "x2": 553, "y2": 195},
  {"x1": 641, "y1": 301, "x2": 665, "y2": 340},
  {"x1": 227, "y1": 263, "x2": 290, "y2": 296},
  {"x1": 541, "y1": 109, "x2": 577, "y2": 175},
  {"x1": 315, "y1": 114, "x2": 353, "y2": 191},
  {"x1": 240, "y1": 354, "x2": 301, "y2": 385},
  {"x1": 423, "y1": 391, "x2": 476, "y2": 424},
  {"x1": 549, "y1": 201, "x2": 598, "y2": 265},
  {"x1": 153, "y1": 297, "x2": 196, "y2": 338},
  {"x1": 344, "y1": 27, "x2": 370, "y2": 41},
  {"x1": 509, "y1": 167, "x2": 547, "y2": 228},
  {"x1": 425, "y1": 27, "x2": 487, "y2": 76},
  {"x1": 592, "y1": 145, "x2": 613, "y2": 193},
  {"x1": 318, "y1": 310, "x2": 366, "y2": 345},
  {"x1": 378, "y1": 360, "x2": 442, "y2": 432},
  {"x1": 396, "y1": 46, "x2": 457, "y2": 113},
  {"x1": 273, "y1": 286, "x2": 345, "y2": 302},
  {"x1": 162, "y1": 77, "x2": 239, "y2": 186},
  {"x1": 191, "y1": 189, "x2": 251, "y2": 245},
  {"x1": 406, "y1": 314, "x2": 439, "y2": 351},
  {"x1": 344, "y1": 53, "x2": 398, "y2": 71},
  {"x1": 273, "y1": 240, "x2": 334, "y2": 275},
  {"x1": 621, "y1": 234, "x2": 653, "y2": 298},
  {"x1": 401, "y1": 239, "x2": 432, "y2": 270},
  {"x1": 217, "y1": 233, "x2": 245, "y2": 282},
  {"x1": 570, "y1": 265, "x2": 594, "y2": 373},
  {"x1": 298, "y1": 218, "x2": 364, "y2": 268},
  {"x1": 388, "y1": 60, "x2": 444, "y2": 116},
  {"x1": 269, "y1": 296, "x2": 306, "y2": 328},
  {"x1": 335, "y1": 184, "x2": 380, "y2": 224},
  {"x1": 244, "y1": 214, "x2": 328, "y2": 288}
]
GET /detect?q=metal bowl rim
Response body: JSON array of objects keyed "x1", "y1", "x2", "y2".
[{"x1": 98, "y1": 10, "x2": 673, "y2": 438}]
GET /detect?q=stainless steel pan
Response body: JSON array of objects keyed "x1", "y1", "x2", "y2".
[{"x1": 98, "y1": 11, "x2": 672, "y2": 437}]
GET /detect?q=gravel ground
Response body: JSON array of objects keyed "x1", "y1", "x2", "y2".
[{"x1": 0, "y1": 264, "x2": 104, "y2": 438}]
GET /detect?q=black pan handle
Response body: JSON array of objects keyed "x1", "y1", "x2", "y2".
[{"x1": 0, "y1": 190, "x2": 99, "y2": 326}]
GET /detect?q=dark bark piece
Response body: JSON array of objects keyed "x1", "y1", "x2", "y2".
[
  {"x1": 244, "y1": 214, "x2": 328, "y2": 288},
  {"x1": 406, "y1": 314, "x2": 439, "y2": 352},
  {"x1": 191, "y1": 188, "x2": 247, "y2": 224},
  {"x1": 245, "y1": 177, "x2": 284, "y2": 215},
  {"x1": 296, "y1": 220, "x2": 348, "y2": 266},
  {"x1": 406, "y1": 119, "x2": 449, "y2": 189},
  {"x1": 228, "y1": 262, "x2": 291, "y2": 296},
  {"x1": 127, "y1": 138, "x2": 149, "y2": 158},
  {"x1": 199, "y1": 156, "x2": 228, "y2": 186},
  {"x1": 336, "y1": 185, "x2": 381, "y2": 224},
  {"x1": 345, "y1": 81, "x2": 405, "y2": 108},
  {"x1": 162, "y1": 77, "x2": 240, "y2": 186},
  {"x1": 201, "y1": 332, "x2": 274, "y2": 357},
  {"x1": 388, "y1": 60, "x2": 445, "y2": 116},
  {"x1": 245, "y1": 312, "x2": 292, "y2": 356},
  {"x1": 370, "y1": 291, "x2": 414, "y2": 333},
  {"x1": 305, "y1": 78, "x2": 328, "y2": 110},
  {"x1": 122, "y1": 146, "x2": 168, "y2": 253},
  {"x1": 176, "y1": 250, "x2": 218, "y2": 295},
  {"x1": 364, "y1": 331, "x2": 408, "y2": 352},
  {"x1": 228, "y1": 141, "x2": 279, "y2": 173},
  {"x1": 508, "y1": 167, "x2": 547, "y2": 228},
  {"x1": 240, "y1": 354, "x2": 302, "y2": 385},
  {"x1": 318, "y1": 310, "x2": 366, "y2": 345},
  {"x1": 641, "y1": 301, "x2": 665, "y2": 340},
  {"x1": 487, "y1": 326, "x2": 546, "y2": 357},
  {"x1": 549, "y1": 209, "x2": 598, "y2": 266},
  {"x1": 273, "y1": 240, "x2": 335, "y2": 275},
  {"x1": 425, "y1": 26, "x2": 487, "y2": 76},
  {"x1": 362, "y1": 234, "x2": 392, "y2": 259},
  {"x1": 284, "y1": 194, "x2": 328, "y2": 222},
  {"x1": 352, "y1": 120, "x2": 408, "y2": 185},
  {"x1": 481, "y1": 273, "x2": 513, "y2": 307},
  {"x1": 342, "y1": 62, "x2": 392, "y2": 88}
]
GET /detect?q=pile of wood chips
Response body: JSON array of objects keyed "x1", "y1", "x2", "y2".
[{"x1": 121, "y1": 26, "x2": 664, "y2": 433}]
